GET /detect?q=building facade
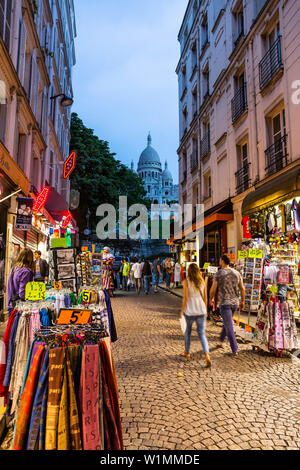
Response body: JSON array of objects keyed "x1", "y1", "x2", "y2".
[
  {"x1": 0, "y1": 0, "x2": 76, "y2": 318},
  {"x1": 135, "y1": 133, "x2": 179, "y2": 204},
  {"x1": 176, "y1": 0, "x2": 300, "y2": 266}
]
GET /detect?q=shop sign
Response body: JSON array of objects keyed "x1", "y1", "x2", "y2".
[
  {"x1": 25, "y1": 282, "x2": 46, "y2": 301},
  {"x1": 15, "y1": 198, "x2": 34, "y2": 231},
  {"x1": 248, "y1": 249, "x2": 263, "y2": 259},
  {"x1": 57, "y1": 308, "x2": 92, "y2": 325},
  {"x1": 33, "y1": 187, "x2": 50, "y2": 212},
  {"x1": 0, "y1": 142, "x2": 30, "y2": 195},
  {"x1": 203, "y1": 263, "x2": 210, "y2": 269},
  {"x1": 238, "y1": 250, "x2": 248, "y2": 260},
  {"x1": 63, "y1": 151, "x2": 77, "y2": 179},
  {"x1": 51, "y1": 238, "x2": 68, "y2": 248},
  {"x1": 242, "y1": 216, "x2": 252, "y2": 239},
  {"x1": 224, "y1": 253, "x2": 236, "y2": 262},
  {"x1": 208, "y1": 266, "x2": 218, "y2": 274}
]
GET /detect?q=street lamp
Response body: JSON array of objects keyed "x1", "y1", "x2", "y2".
[{"x1": 50, "y1": 93, "x2": 74, "y2": 107}]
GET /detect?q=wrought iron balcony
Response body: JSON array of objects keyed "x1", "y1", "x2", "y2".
[
  {"x1": 190, "y1": 149, "x2": 199, "y2": 173},
  {"x1": 231, "y1": 83, "x2": 248, "y2": 123},
  {"x1": 200, "y1": 131, "x2": 210, "y2": 159},
  {"x1": 265, "y1": 134, "x2": 288, "y2": 176},
  {"x1": 259, "y1": 37, "x2": 283, "y2": 90},
  {"x1": 235, "y1": 162, "x2": 251, "y2": 195}
]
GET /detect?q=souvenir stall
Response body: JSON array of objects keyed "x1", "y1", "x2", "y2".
[
  {"x1": 238, "y1": 168, "x2": 300, "y2": 353},
  {"x1": 77, "y1": 251, "x2": 92, "y2": 286},
  {"x1": 49, "y1": 247, "x2": 78, "y2": 293}
]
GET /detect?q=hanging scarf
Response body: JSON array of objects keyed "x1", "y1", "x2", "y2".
[
  {"x1": 26, "y1": 349, "x2": 49, "y2": 450},
  {"x1": 39, "y1": 372, "x2": 49, "y2": 450},
  {"x1": 81, "y1": 345, "x2": 101, "y2": 450},
  {"x1": 66, "y1": 349, "x2": 82, "y2": 450},
  {"x1": 57, "y1": 362, "x2": 69, "y2": 450},
  {"x1": 45, "y1": 347, "x2": 65, "y2": 450},
  {"x1": 0, "y1": 310, "x2": 17, "y2": 402},
  {"x1": 12, "y1": 345, "x2": 45, "y2": 450}
]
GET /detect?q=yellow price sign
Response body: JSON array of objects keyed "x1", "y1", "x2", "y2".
[
  {"x1": 238, "y1": 250, "x2": 248, "y2": 260},
  {"x1": 271, "y1": 285, "x2": 278, "y2": 294},
  {"x1": 25, "y1": 282, "x2": 46, "y2": 301},
  {"x1": 203, "y1": 263, "x2": 210, "y2": 269},
  {"x1": 82, "y1": 291, "x2": 91, "y2": 304},
  {"x1": 248, "y1": 249, "x2": 263, "y2": 259}
]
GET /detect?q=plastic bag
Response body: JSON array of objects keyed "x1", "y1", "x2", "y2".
[{"x1": 180, "y1": 316, "x2": 187, "y2": 334}]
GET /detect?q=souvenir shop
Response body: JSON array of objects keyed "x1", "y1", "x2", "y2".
[
  {"x1": 238, "y1": 167, "x2": 300, "y2": 355},
  {"x1": 0, "y1": 244, "x2": 122, "y2": 450}
]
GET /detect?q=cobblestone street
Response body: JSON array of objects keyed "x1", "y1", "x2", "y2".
[{"x1": 111, "y1": 289, "x2": 300, "y2": 451}]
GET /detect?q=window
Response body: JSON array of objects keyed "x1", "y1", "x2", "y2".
[
  {"x1": 182, "y1": 106, "x2": 188, "y2": 133},
  {"x1": 0, "y1": 79, "x2": 7, "y2": 143},
  {"x1": 201, "y1": 14, "x2": 208, "y2": 52},
  {"x1": 204, "y1": 172, "x2": 211, "y2": 199},
  {"x1": 202, "y1": 64, "x2": 210, "y2": 99},
  {"x1": 0, "y1": 0, "x2": 12, "y2": 51},
  {"x1": 17, "y1": 133, "x2": 26, "y2": 172},
  {"x1": 265, "y1": 108, "x2": 287, "y2": 176},
  {"x1": 232, "y1": 1, "x2": 244, "y2": 47},
  {"x1": 259, "y1": 23, "x2": 282, "y2": 90},
  {"x1": 232, "y1": 72, "x2": 248, "y2": 122},
  {"x1": 191, "y1": 41, "x2": 197, "y2": 73},
  {"x1": 181, "y1": 66, "x2": 187, "y2": 97},
  {"x1": 148, "y1": 186, "x2": 151, "y2": 193},
  {"x1": 193, "y1": 1, "x2": 198, "y2": 20},
  {"x1": 192, "y1": 87, "x2": 197, "y2": 116}
]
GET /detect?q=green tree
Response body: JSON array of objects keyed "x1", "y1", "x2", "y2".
[{"x1": 69, "y1": 113, "x2": 149, "y2": 235}]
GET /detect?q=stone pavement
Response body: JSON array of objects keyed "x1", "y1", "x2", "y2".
[{"x1": 111, "y1": 289, "x2": 300, "y2": 451}]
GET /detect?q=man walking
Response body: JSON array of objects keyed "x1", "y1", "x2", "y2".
[
  {"x1": 209, "y1": 254, "x2": 245, "y2": 356},
  {"x1": 34, "y1": 251, "x2": 49, "y2": 283},
  {"x1": 131, "y1": 259, "x2": 143, "y2": 295},
  {"x1": 152, "y1": 256, "x2": 161, "y2": 293},
  {"x1": 122, "y1": 259, "x2": 131, "y2": 291},
  {"x1": 142, "y1": 260, "x2": 152, "y2": 295}
]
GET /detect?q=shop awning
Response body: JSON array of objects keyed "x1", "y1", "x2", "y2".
[
  {"x1": 0, "y1": 141, "x2": 30, "y2": 195},
  {"x1": 44, "y1": 187, "x2": 69, "y2": 213},
  {"x1": 242, "y1": 166, "x2": 300, "y2": 215}
]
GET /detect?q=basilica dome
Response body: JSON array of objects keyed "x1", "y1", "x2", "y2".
[{"x1": 138, "y1": 133, "x2": 162, "y2": 170}]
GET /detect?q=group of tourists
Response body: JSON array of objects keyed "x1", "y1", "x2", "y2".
[{"x1": 180, "y1": 254, "x2": 245, "y2": 368}]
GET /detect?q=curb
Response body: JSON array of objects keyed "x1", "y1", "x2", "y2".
[{"x1": 158, "y1": 285, "x2": 183, "y2": 299}]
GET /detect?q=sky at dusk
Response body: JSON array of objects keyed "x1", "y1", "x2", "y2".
[{"x1": 72, "y1": 0, "x2": 188, "y2": 184}]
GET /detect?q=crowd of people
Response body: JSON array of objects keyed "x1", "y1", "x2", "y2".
[{"x1": 112, "y1": 256, "x2": 184, "y2": 296}]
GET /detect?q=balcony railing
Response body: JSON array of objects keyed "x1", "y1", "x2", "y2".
[
  {"x1": 190, "y1": 149, "x2": 199, "y2": 172},
  {"x1": 200, "y1": 131, "x2": 210, "y2": 159},
  {"x1": 265, "y1": 134, "x2": 288, "y2": 176},
  {"x1": 259, "y1": 37, "x2": 283, "y2": 90},
  {"x1": 231, "y1": 83, "x2": 248, "y2": 123},
  {"x1": 235, "y1": 162, "x2": 251, "y2": 195}
]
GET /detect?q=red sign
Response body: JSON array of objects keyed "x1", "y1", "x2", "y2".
[
  {"x1": 61, "y1": 212, "x2": 73, "y2": 229},
  {"x1": 242, "y1": 216, "x2": 252, "y2": 239},
  {"x1": 63, "y1": 151, "x2": 76, "y2": 179},
  {"x1": 33, "y1": 187, "x2": 50, "y2": 212}
]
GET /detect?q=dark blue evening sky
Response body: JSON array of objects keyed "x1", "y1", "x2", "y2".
[{"x1": 72, "y1": 0, "x2": 187, "y2": 184}]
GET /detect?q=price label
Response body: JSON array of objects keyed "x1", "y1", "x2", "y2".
[
  {"x1": 248, "y1": 249, "x2": 263, "y2": 259},
  {"x1": 82, "y1": 291, "x2": 91, "y2": 304},
  {"x1": 271, "y1": 285, "x2": 278, "y2": 294},
  {"x1": 203, "y1": 263, "x2": 210, "y2": 269},
  {"x1": 238, "y1": 250, "x2": 248, "y2": 260},
  {"x1": 25, "y1": 282, "x2": 46, "y2": 301},
  {"x1": 53, "y1": 281, "x2": 62, "y2": 290},
  {"x1": 208, "y1": 266, "x2": 218, "y2": 274},
  {"x1": 57, "y1": 309, "x2": 92, "y2": 325}
]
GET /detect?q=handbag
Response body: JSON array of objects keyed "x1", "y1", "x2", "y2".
[{"x1": 179, "y1": 316, "x2": 187, "y2": 334}]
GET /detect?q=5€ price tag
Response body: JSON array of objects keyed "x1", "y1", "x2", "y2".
[
  {"x1": 57, "y1": 309, "x2": 92, "y2": 325},
  {"x1": 53, "y1": 281, "x2": 62, "y2": 290},
  {"x1": 82, "y1": 291, "x2": 91, "y2": 303},
  {"x1": 25, "y1": 282, "x2": 46, "y2": 301}
]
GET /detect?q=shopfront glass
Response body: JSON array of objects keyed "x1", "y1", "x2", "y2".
[{"x1": 202, "y1": 230, "x2": 221, "y2": 265}]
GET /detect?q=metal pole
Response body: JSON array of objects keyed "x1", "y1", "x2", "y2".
[{"x1": 0, "y1": 188, "x2": 22, "y2": 204}]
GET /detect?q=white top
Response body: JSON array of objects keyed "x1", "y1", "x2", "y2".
[
  {"x1": 174, "y1": 263, "x2": 181, "y2": 282},
  {"x1": 185, "y1": 280, "x2": 207, "y2": 317},
  {"x1": 132, "y1": 263, "x2": 143, "y2": 279}
]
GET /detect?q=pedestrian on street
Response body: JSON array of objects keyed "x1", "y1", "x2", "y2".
[
  {"x1": 180, "y1": 263, "x2": 212, "y2": 368},
  {"x1": 164, "y1": 258, "x2": 174, "y2": 291},
  {"x1": 174, "y1": 260, "x2": 182, "y2": 288},
  {"x1": 152, "y1": 256, "x2": 161, "y2": 293},
  {"x1": 122, "y1": 259, "x2": 131, "y2": 291},
  {"x1": 209, "y1": 254, "x2": 245, "y2": 356},
  {"x1": 119, "y1": 259, "x2": 124, "y2": 290},
  {"x1": 7, "y1": 248, "x2": 34, "y2": 316},
  {"x1": 34, "y1": 250, "x2": 49, "y2": 283},
  {"x1": 142, "y1": 260, "x2": 152, "y2": 295},
  {"x1": 131, "y1": 259, "x2": 143, "y2": 295}
]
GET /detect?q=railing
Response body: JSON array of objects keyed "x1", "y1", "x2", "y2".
[
  {"x1": 235, "y1": 162, "x2": 251, "y2": 194},
  {"x1": 231, "y1": 83, "x2": 248, "y2": 123},
  {"x1": 200, "y1": 131, "x2": 210, "y2": 159},
  {"x1": 190, "y1": 149, "x2": 199, "y2": 172},
  {"x1": 265, "y1": 134, "x2": 288, "y2": 176},
  {"x1": 259, "y1": 37, "x2": 283, "y2": 90}
]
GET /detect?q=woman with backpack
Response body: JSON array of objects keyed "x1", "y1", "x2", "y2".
[
  {"x1": 180, "y1": 263, "x2": 212, "y2": 368},
  {"x1": 7, "y1": 248, "x2": 34, "y2": 316}
]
